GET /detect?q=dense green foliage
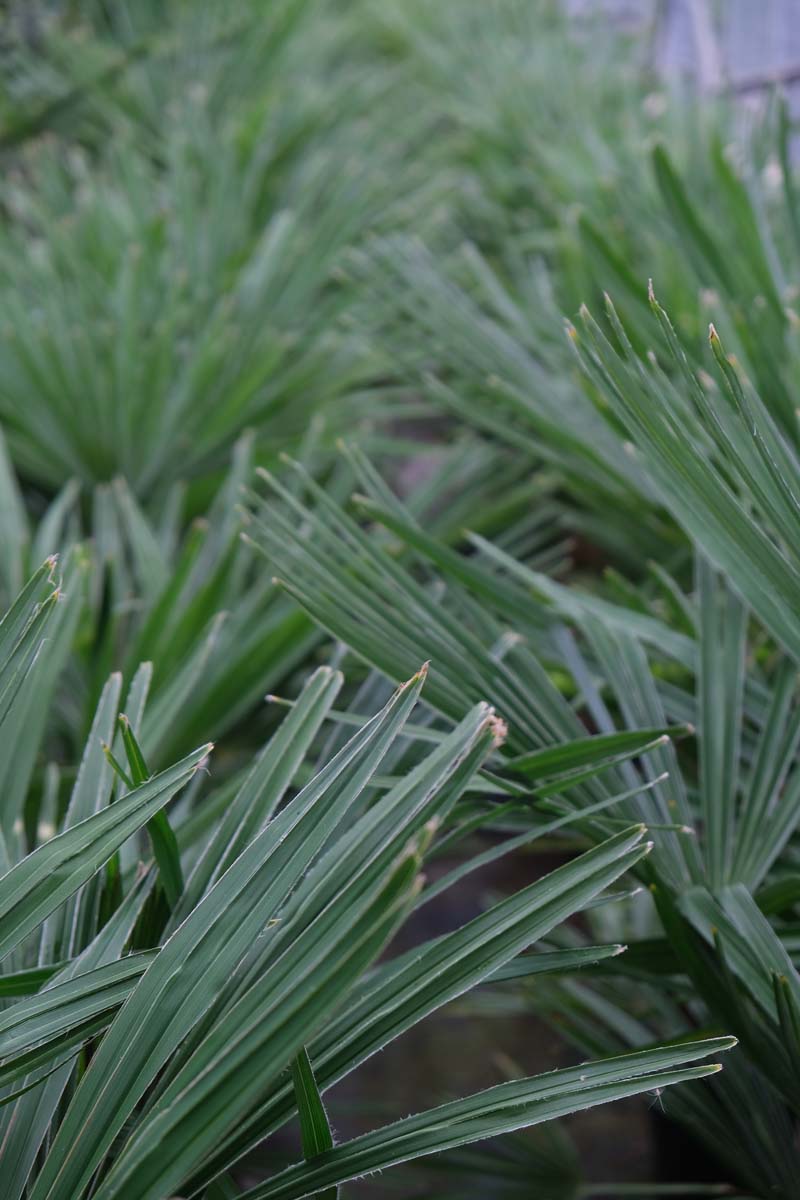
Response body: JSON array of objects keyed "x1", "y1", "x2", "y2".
[{"x1": 0, "y1": 1, "x2": 798, "y2": 1197}]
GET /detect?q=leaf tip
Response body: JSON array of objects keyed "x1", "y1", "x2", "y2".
[
  {"x1": 487, "y1": 713, "x2": 508, "y2": 748},
  {"x1": 416, "y1": 818, "x2": 440, "y2": 857}
]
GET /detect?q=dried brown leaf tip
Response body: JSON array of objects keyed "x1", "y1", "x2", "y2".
[
  {"x1": 487, "y1": 713, "x2": 509, "y2": 748},
  {"x1": 404, "y1": 661, "x2": 430, "y2": 688}
]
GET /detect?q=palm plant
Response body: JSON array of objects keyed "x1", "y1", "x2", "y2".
[
  {"x1": 0, "y1": 558, "x2": 733, "y2": 1198},
  {"x1": 0, "y1": 0, "x2": 445, "y2": 500},
  {"x1": 0, "y1": 130, "x2": 372, "y2": 496},
  {"x1": 0, "y1": 431, "x2": 320, "y2": 774},
  {"x1": 341, "y1": 24, "x2": 797, "y2": 569},
  {"x1": 246, "y1": 422, "x2": 800, "y2": 1195},
  {"x1": 0, "y1": 2, "x2": 340, "y2": 154}
]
